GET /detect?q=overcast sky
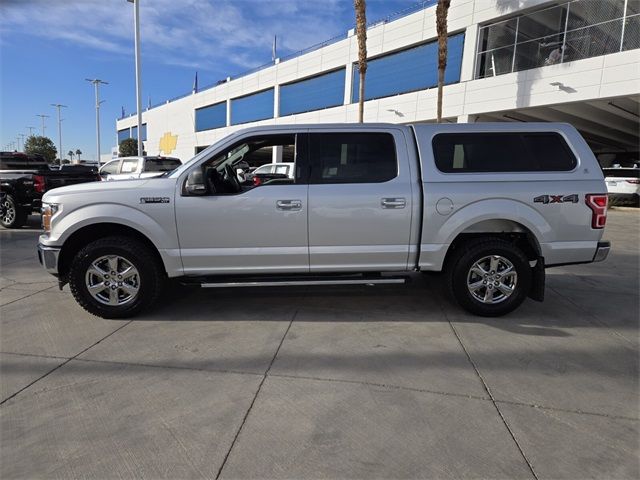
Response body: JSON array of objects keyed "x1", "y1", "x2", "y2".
[{"x1": 1, "y1": 0, "x2": 421, "y2": 160}]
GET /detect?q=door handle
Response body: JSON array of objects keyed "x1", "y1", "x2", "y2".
[
  {"x1": 381, "y1": 197, "x2": 406, "y2": 209},
  {"x1": 276, "y1": 199, "x2": 302, "y2": 211}
]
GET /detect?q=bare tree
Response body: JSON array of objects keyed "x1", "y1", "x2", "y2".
[
  {"x1": 354, "y1": 0, "x2": 367, "y2": 123},
  {"x1": 436, "y1": 0, "x2": 451, "y2": 123}
]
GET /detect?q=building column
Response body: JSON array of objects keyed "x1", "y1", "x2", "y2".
[
  {"x1": 226, "y1": 98, "x2": 231, "y2": 127},
  {"x1": 459, "y1": 24, "x2": 479, "y2": 82},
  {"x1": 457, "y1": 114, "x2": 477, "y2": 123},
  {"x1": 344, "y1": 62, "x2": 354, "y2": 106}
]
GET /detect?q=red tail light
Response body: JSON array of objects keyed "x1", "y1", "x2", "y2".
[
  {"x1": 33, "y1": 175, "x2": 45, "y2": 193},
  {"x1": 626, "y1": 179, "x2": 640, "y2": 184},
  {"x1": 585, "y1": 194, "x2": 608, "y2": 229},
  {"x1": 253, "y1": 176, "x2": 262, "y2": 186}
]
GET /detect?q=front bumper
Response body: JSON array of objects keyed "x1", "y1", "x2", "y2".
[
  {"x1": 593, "y1": 241, "x2": 610, "y2": 263},
  {"x1": 37, "y1": 244, "x2": 60, "y2": 275}
]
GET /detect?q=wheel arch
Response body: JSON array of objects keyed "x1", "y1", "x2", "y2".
[{"x1": 58, "y1": 223, "x2": 166, "y2": 280}]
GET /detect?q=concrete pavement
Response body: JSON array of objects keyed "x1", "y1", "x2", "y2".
[{"x1": 1, "y1": 211, "x2": 638, "y2": 479}]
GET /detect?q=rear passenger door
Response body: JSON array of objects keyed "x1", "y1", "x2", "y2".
[{"x1": 307, "y1": 130, "x2": 414, "y2": 272}]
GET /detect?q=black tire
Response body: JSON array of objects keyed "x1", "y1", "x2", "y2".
[
  {"x1": 68, "y1": 236, "x2": 165, "y2": 319},
  {"x1": 447, "y1": 238, "x2": 531, "y2": 317},
  {"x1": 1, "y1": 194, "x2": 28, "y2": 229}
]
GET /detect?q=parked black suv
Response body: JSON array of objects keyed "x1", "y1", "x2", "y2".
[{"x1": 0, "y1": 152, "x2": 100, "y2": 228}]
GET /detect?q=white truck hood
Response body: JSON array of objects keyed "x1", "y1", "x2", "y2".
[{"x1": 43, "y1": 178, "x2": 158, "y2": 202}]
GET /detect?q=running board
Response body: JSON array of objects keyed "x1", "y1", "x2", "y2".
[{"x1": 189, "y1": 276, "x2": 407, "y2": 288}]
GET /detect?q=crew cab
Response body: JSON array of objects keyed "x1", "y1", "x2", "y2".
[
  {"x1": 37, "y1": 123, "x2": 610, "y2": 319},
  {"x1": 99, "y1": 156, "x2": 182, "y2": 181},
  {"x1": 0, "y1": 152, "x2": 100, "y2": 228}
]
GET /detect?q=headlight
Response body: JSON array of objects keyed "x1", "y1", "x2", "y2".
[{"x1": 41, "y1": 203, "x2": 60, "y2": 233}]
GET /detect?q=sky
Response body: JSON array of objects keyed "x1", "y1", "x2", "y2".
[{"x1": 1, "y1": 0, "x2": 421, "y2": 161}]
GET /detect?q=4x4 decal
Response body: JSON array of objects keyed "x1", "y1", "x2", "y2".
[{"x1": 534, "y1": 194, "x2": 579, "y2": 204}]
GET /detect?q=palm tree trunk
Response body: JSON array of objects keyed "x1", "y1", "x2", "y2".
[
  {"x1": 354, "y1": 0, "x2": 367, "y2": 123},
  {"x1": 436, "y1": 0, "x2": 451, "y2": 123}
]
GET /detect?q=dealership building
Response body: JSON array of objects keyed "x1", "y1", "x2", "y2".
[{"x1": 115, "y1": 0, "x2": 639, "y2": 165}]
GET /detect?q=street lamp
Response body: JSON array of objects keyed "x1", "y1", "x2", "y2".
[
  {"x1": 85, "y1": 79, "x2": 108, "y2": 163},
  {"x1": 36, "y1": 114, "x2": 50, "y2": 137},
  {"x1": 51, "y1": 103, "x2": 67, "y2": 164},
  {"x1": 127, "y1": 0, "x2": 143, "y2": 156},
  {"x1": 26, "y1": 126, "x2": 36, "y2": 137}
]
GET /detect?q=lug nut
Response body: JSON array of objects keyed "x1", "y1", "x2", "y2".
[
  {"x1": 105, "y1": 281, "x2": 110, "y2": 286},
  {"x1": 111, "y1": 285, "x2": 116, "y2": 290},
  {"x1": 105, "y1": 274, "x2": 109, "y2": 279},
  {"x1": 118, "y1": 282, "x2": 122, "y2": 286},
  {"x1": 111, "y1": 271, "x2": 116, "y2": 275},
  {"x1": 117, "y1": 275, "x2": 122, "y2": 279}
]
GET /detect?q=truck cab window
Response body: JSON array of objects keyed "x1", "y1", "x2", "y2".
[
  {"x1": 198, "y1": 134, "x2": 300, "y2": 194},
  {"x1": 308, "y1": 132, "x2": 397, "y2": 184}
]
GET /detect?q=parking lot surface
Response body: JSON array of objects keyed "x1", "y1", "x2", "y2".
[{"x1": 1, "y1": 210, "x2": 638, "y2": 479}]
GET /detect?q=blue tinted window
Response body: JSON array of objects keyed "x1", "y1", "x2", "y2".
[
  {"x1": 196, "y1": 102, "x2": 227, "y2": 132},
  {"x1": 280, "y1": 69, "x2": 346, "y2": 116},
  {"x1": 352, "y1": 33, "x2": 464, "y2": 102},
  {"x1": 117, "y1": 128, "x2": 130, "y2": 144},
  {"x1": 231, "y1": 89, "x2": 274, "y2": 125},
  {"x1": 130, "y1": 124, "x2": 147, "y2": 141}
]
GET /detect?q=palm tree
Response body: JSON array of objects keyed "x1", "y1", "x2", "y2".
[
  {"x1": 354, "y1": 0, "x2": 367, "y2": 123},
  {"x1": 436, "y1": 0, "x2": 451, "y2": 123},
  {"x1": 67, "y1": 150, "x2": 74, "y2": 162},
  {"x1": 75, "y1": 149, "x2": 82, "y2": 161}
]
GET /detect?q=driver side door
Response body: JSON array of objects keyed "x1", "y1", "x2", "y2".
[{"x1": 174, "y1": 132, "x2": 309, "y2": 276}]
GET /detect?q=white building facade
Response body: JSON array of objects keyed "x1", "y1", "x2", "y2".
[{"x1": 115, "y1": 0, "x2": 639, "y2": 164}]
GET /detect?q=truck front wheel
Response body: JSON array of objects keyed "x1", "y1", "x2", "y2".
[
  {"x1": 447, "y1": 239, "x2": 531, "y2": 317},
  {"x1": 68, "y1": 236, "x2": 165, "y2": 319}
]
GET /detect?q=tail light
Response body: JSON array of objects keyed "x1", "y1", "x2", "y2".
[
  {"x1": 585, "y1": 194, "x2": 608, "y2": 229},
  {"x1": 253, "y1": 176, "x2": 262, "y2": 186},
  {"x1": 626, "y1": 179, "x2": 640, "y2": 184},
  {"x1": 33, "y1": 175, "x2": 45, "y2": 193}
]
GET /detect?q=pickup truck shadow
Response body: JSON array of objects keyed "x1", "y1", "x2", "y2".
[{"x1": 134, "y1": 268, "x2": 638, "y2": 339}]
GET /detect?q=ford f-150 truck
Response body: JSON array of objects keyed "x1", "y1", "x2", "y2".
[{"x1": 37, "y1": 123, "x2": 610, "y2": 319}]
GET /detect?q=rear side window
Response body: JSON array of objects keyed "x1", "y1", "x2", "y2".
[
  {"x1": 432, "y1": 132, "x2": 577, "y2": 173},
  {"x1": 308, "y1": 132, "x2": 397, "y2": 184},
  {"x1": 145, "y1": 158, "x2": 181, "y2": 172}
]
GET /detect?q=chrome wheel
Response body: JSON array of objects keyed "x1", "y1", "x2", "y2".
[
  {"x1": 467, "y1": 255, "x2": 517, "y2": 304},
  {"x1": 2, "y1": 199, "x2": 15, "y2": 225},
  {"x1": 85, "y1": 255, "x2": 140, "y2": 306}
]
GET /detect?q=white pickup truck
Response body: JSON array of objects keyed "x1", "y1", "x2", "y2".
[{"x1": 38, "y1": 123, "x2": 610, "y2": 319}]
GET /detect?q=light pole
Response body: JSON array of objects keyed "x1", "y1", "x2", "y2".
[
  {"x1": 85, "y1": 79, "x2": 108, "y2": 163},
  {"x1": 36, "y1": 114, "x2": 50, "y2": 137},
  {"x1": 26, "y1": 126, "x2": 36, "y2": 137},
  {"x1": 127, "y1": 0, "x2": 143, "y2": 156},
  {"x1": 17, "y1": 134, "x2": 25, "y2": 151},
  {"x1": 51, "y1": 103, "x2": 67, "y2": 164}
]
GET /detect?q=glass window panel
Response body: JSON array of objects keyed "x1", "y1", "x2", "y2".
[
  {"x1": 120, "y1": 159, "x2": 139, "y2": 173},
  {"x1": 567, "y1": 0, "x2": 625, "y2": 31},
  {"x1": 131, "y1": 125, "x2": 138, "y2": 140},
  {"x1": 195, "y1": 102, "x2": 226, "y2": 132},
  {"x1": 352, "y1": 33, "x2": 464, "y2": 102},
  {"x1": 623, "y1": 14, "x2": 640, "y2": 51},
  {"x1": 478, "y1": 18, "x2": 517, "y2": 52},
  {"x1": 280, "y1": 69, "x2": 345, "y2": 116},
  {"x1": 514, "y1": 34, "x2": 565, "y2": 70},
  {"x1": 476, "y1": 46, "x2": 515, "y2": 78},
  {"x1": 432, "y1": 133, "x2": 576, "y2": 173},
  {"x1": 308, "y1": 133, "x2": 397, "y2": 184},
  {"x1": 117, "y1": 128, "x2": 130, "y2": 144},
  {"x1": 231, "y1": 89, "x2": 274, "y2": 125},
  {"x1": 141, "y1": 123, "x2": 147, "y2": 141},
  {"x1": 563, "y1": 19, "x2": 623, "y2": 62},
  {"x1": 517, "y1": 4, "x2": 567, "y2": 43},
  {"x1": 145, "y1": 158, "x2": 181, "y2": 172}
]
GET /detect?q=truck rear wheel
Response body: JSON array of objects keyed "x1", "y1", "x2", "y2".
[
  {"x1": 68, "y1": 236, "x2": 165, "y2": 319},
  {"x1": 1, "y1": 194, "x2": 28, "y2": 229},
  {"x1": 447, "y1": 239, "x2": 531, "y2": 317}
]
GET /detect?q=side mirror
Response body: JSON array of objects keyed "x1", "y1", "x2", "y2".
[{"x1": 185, "y1": 169, "x2": 206, "y2": 195}]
